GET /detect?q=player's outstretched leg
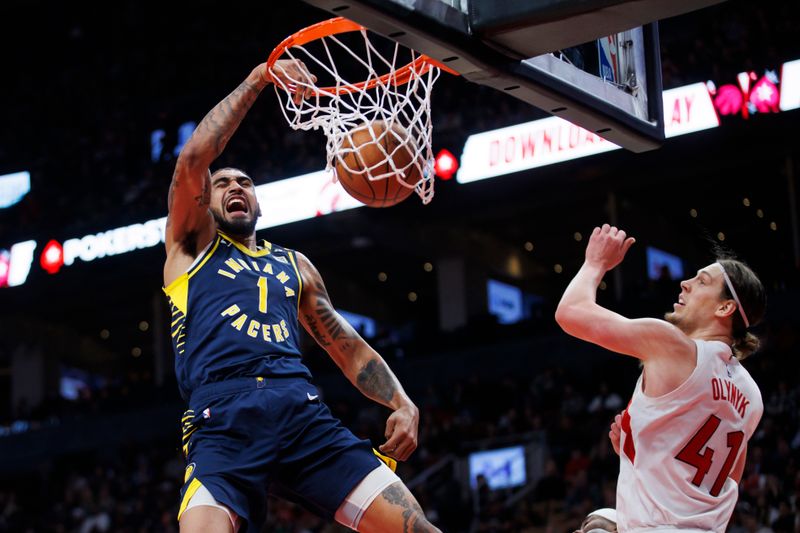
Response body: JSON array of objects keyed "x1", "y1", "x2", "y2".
[{"x1": 357, "y1": 481, "x2": 441, "y2": 533}]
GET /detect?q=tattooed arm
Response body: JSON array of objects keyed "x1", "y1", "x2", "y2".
[
  {"x1": 296, "y1": 252, "x2": 420, "y2": 460},
  {"x1": 164, "y1": 60, "x2": 315, "y2": 286}
]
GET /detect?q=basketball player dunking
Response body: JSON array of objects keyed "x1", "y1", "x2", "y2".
[
  {"x1": 555, "y1": 225, "x2": 766, "y2": 532},
  {"x1": 164, "y1": 60, "x2": 441, "y2": 533}
]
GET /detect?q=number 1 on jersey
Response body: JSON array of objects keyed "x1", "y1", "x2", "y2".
[{"x1": 257, "y1": 276, "x2": 268, "y2": 314}]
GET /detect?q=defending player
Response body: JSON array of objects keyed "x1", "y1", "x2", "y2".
[
  {"x1": 164, "y1": 60, "x2": 440, "y2": 533},
  {"x1": 555, "y1": 224, "x2": 765, "y2": 532}
]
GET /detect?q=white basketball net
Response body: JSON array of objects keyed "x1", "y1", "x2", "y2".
[{"x1": 269, "y1": 26, "x2": 441, "y2": 204}]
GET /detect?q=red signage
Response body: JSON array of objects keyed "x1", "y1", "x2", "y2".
[
  {"x1": 434, "y1": 149, "x2": 459, "y2": 180},
  {"x1": 40, "y1": 240, "x2": 64, "y2": 274},
  {"x1": 710, "y1": 71, "x2": 781, "y2": 119}
]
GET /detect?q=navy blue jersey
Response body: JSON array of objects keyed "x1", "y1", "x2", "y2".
[{"x1": 164, "y1": 231, "x2": 311, "y2": 400}]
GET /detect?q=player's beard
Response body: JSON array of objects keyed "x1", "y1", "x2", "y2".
[
  {"x1": 664, "y1": 310, "x2": 690, "y2": 334},
  {"x1": 212, "y1": 209, "x2": 258, "y2": 237}
]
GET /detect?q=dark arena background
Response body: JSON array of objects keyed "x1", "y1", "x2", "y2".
[{"x1": 1, "y1": 1, "x2": 800, "y2": 531}]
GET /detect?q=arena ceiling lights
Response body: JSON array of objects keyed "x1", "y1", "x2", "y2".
[{"x1": 0, "y1": 171, "x2": 31, "y2": 209}]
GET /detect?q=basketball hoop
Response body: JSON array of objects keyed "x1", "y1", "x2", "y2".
[{"x1": 268, "y1": 18, "x2": 451, "y2": 204}]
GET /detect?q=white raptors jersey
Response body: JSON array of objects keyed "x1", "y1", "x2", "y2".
[{"x1": 617, "y1": 339, "x2": 762, "y2": 532}]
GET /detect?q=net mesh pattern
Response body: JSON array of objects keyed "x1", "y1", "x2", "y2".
[{"x1": 270, "y1": 28, "x2": 440, "y2": 204}]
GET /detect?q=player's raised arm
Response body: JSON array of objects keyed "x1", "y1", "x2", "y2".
[
  {"x1": 295, "y1": 252, "x2": 420, "y2": 461},
  {"x1": 165, "y1": 64, "x2": 267, "y2": 257},
  {"x1": 164, "y1": 61, "x2": 315, "y2": 264},
  {"x1": 554, "y1": 224, "x2": 694, "y2": 360}
]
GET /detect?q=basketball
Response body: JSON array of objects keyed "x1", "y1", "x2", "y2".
[{"x1": 335, "y1": 120, "x2": 422, "y2": 208}]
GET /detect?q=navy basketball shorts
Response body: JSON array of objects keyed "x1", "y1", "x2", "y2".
[{"x1": 178, "y1": 376, "x2": 383, "y2": 532}]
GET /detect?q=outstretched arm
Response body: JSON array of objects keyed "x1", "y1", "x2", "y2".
[
  {"x1": 166, "y1": 64, "x2": 270, "y2": 255},
  {"x1": 164, "y1": 61, "x2": 315, "y2": 284},
  {"x1": 555, "y1": 224, "x2": 693, "y2": 360},
  {"x1": 296, "y1": 252, "x2": 419, "y2": 461}
]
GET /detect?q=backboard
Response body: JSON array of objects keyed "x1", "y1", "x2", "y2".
[{"x1": 300, "y1": 0, "x2": 726, "y2": 152}]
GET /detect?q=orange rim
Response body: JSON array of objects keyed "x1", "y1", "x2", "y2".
[{"x1": 267, "y1": 17, "x2": 457, "y2": 97}]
